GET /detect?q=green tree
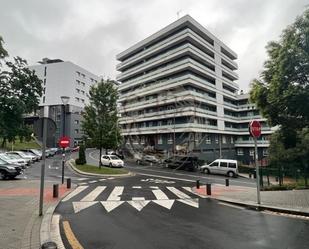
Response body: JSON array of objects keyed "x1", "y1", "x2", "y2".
[
  {"x1": 0, "y1": 36, "x2": 8, "y2": 60},
  {"x1": 250, "y1": 9, "x2": 309, "y2": 138},
  {"x1": 250, "y1": 9, "x2": 309, "y2": 170},
  {"x1": 82, "y1": 79, "x2": 121, "y2": 168},
  {"x1": 0, "y1": 56, "x2": 42, "y2": 146},
  {"x1": 76, "y1": 144, "x2": 86, "y2": 165}
]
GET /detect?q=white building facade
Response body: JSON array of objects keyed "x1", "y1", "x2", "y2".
[
  {"x1": 116, "y1": 15, "x2": 272, "y2": 164},
  {"x1": 29, "y1": 58, "x2": 99, "y2": 147}
]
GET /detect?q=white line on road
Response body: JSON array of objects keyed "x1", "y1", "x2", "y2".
[
  {"x1": 88, "y1": 180, "x2": 98, "y2": 184},
  {"x1": 167, "y1": 187, "x2": 199, "y2": 208},
  {"x1": 81, "y1": 186, "x2": 106, "y2": 202},
  {"x1": 107, "y1": 186, "x2": 124, "y2": 201},
  {"x1": 152, "y1": 189, "x2": 169, "y2": 200},
  {"x1": 132, "y1": 186, "x2": 142, "y2": 189},
  {"x1": 62, "y1": 186, "x2": 88, "y2": 202},
  {"x1": 50, "y1": 215, "x2": 65, "y2": 249}
]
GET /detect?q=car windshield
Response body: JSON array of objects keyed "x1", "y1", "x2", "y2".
[
  {"x1": 0, "y1": 158, "x2": 7, "y2": 165},
  {"x1": 7, "y1": 154, "x2": 21, "y2": 159},
  {"x1": 110, "y1": 155, "x2": 119, "y2": 160},
  {"x1": 0, "y1": 154, "x2": 12, "y2": 161}
]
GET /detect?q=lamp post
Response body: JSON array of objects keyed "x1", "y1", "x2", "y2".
[{"x1": 60, "y1": 96, "x2": 70, "y2": 184}]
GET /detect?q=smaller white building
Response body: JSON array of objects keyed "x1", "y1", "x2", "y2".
[{"x1": 29, "y1": 58, "x2": 100, "y2": 146}]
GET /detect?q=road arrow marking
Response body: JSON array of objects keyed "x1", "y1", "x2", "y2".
[
  {"x1": 62, "y1": 186, "x2": 88, "y2": 202},
  {"x1": 152, "y1": 200, "x2": 174, "y2": 209},
  {"x1": 177, "y1": 198, "x2": 199, "y2": 208},
  {"x1": 127, "y1": 197, "x2": 150, "y2": 211},
  {"x1": 73, "y1": 201, "x2": 98, "y2": 213},
  {"x1": 101, "y1": 201, "x2": 124, "y2": 212},
  {"x1": 81, "y1": 186, "x2": 106, "y2": 202}
]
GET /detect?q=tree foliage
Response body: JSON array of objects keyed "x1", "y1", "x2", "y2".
[
  {"x1": 82, "y1": 79, "x2": 121, "y2": 167},
  {"x1": 250, "y1": 9, "x2": 309, "y2": 134},
  {"x1": 0, "y1": 38, "x2": 42, "y2": 146},
  {"x1": 0, "y1": 36, "x2": 8, "y2": 60},
  {"x1": 76, "y1": 144, "x2": 86, "y2": 165},
  {"x1": 250, "y1": 9, "x2": 309, "y2": 179}
]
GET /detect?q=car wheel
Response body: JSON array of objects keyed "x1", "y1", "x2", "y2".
[
  {"x1": 0, "y1": 171, "x2": 6, "y2": 180},
  {"x1": 203, "y1": 169, "x2": 210, "y2": 174},
  {"x1": 227, "y1": 171, "x2": 235, "y2": 177},
  {"x1": 109, "y1": 163, "x2": 113, "y2": 168}
]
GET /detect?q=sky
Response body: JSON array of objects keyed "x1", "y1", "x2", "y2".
[{"x1": 0, "y1": 0, "x2": 307, "y2": 91}]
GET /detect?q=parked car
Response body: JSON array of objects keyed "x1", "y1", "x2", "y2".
[
  {"x1": 0, "y1": 158, "x2": 23, "y2": 179},
  {"x1": 5, "y1": 153, "x2": 31, "y2": 166},
  {"x1": 6, "y1": 151, "x2": 36, "y2": 164},
  {"x1": 136, "y1": 155, "x2": 161, "y2": 165},
  {"x1": 21, "y1": 150, "x2": 40, "y2": 161},
  {"x1": 164, "y1": 156, "x2": 198, "y2": 171},
  {"x1": 101, "y1": 155, "x2": 124, "y2": 168},
  {"x1": 0, "y1": 153, "x2": 27, "y2": 169},
  {"x1": 200, "y1": 159, "x2": 238, "y2": 177}
]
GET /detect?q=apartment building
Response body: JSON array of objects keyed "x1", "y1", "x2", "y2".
[
  {"x1": 29, "y1": 58, "x2": 99, "y2": 147},
  {"x1": 116, "y1": 15, "x2": 272, "y2": 164}
]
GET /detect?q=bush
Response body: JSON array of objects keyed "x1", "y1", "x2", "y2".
[{"x1": 76, "y1": 145, "x2": 86, "y2": 165}]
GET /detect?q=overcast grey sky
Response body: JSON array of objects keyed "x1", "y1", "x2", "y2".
[{"x1": 0, "y1": 0, "x2": 307, "y2": 91}]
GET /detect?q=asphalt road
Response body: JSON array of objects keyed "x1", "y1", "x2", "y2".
[
  {"x1": 86, "y1": 149, "x2": 257, "y2": 187},
  {"x1": 55, "y1": 173, "x2": 309, "y2": 249}
]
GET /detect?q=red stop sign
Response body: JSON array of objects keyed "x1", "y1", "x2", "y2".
[
  {"x1": 59, "y1": 136, "x2": 70, "y2": 148},
  {"x1": 249, "y1": 120, "x2": 261, "y2": 138}
]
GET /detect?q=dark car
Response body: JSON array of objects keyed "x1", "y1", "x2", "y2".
[
  {"x1": 165, "y1": 156, "x2": 198, "y2": 171},
  {"x1": 0, "y1": 158, "x2": 23, "y2": 179},
  {"x1": 136, "y1": 155, "x2": 160, "y2": 165}
]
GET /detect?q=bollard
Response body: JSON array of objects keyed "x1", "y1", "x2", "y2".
[
  {"x1": 41, "y1": 241, "x2": 57, "y2": 249},
  {"x1": 53, "y1": 184, "x2": 59, "y2": 198},
  {"x1": 196, "y1": 180, "x2": 200, "y2": 189},
  {"x1": 249, "y1": 173, "x2": 252, "y2": 178},
  {"x1": 67, "y1": 178, "x2": 71, "y2": 189},
  {"x1": 225, "y1": 178, "x2": 229, "y2": 187},
  {"x1": 253, "y1": 172, "x2": 257, "y2": 179},
  {"x1": 206, "y1": 183, "x2": 211, "y2": 195}
]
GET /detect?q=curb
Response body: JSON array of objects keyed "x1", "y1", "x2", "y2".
[
  {"x1": 213, "y1": 197, "x2": 309, "y2": 217},
  {"x1": 40, "y1": 184, "x2": 76, "y2": 247},
  {"x1": 69, "y1": 159, "x2": 134, "y2": 177}
]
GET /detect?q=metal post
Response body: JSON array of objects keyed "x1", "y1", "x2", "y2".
[
  {"x1": 206, "y1": 183, "x2": 211, "y2": 195},
  {"x1": 53, "y1": 184, "x2": 59, "y2": 198},
  {"x1": 196, "y1": 180, "x2": 200, "y2": 189},
  {"x1": 254, "y1": 138, "x2": 261, "y2": 204},
  {"x1": 62, "y1": 150, "x2": 65, "y2": 184},
  {"x1": 39, "y1": 107, "x2": 48, "y2": 216},
  {"x1": 67, "y1": 178, "x2": 71, "y2": 189},
  {"x1": 225, "y1": 179, "x2": 229, "y2": 186}
]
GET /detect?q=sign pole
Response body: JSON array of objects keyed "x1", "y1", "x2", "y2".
[{"x1": 254, "y1": 137, "x2": 261, "y2": 204}]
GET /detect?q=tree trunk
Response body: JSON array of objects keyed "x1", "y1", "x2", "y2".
[
  {"x1": 99, "y1": 146, "x2": 102, "y2": 169},
  {"x1": 105, "y1": 148, "x2": 108, "y2": 155}
]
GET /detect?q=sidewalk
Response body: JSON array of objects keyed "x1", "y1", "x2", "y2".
[
  {"x1": 0, "y1": 179, "x2": 71, "y2": 249},
  {"x1": 194, "y1": 184, "x2": 309, "y2": 215}
]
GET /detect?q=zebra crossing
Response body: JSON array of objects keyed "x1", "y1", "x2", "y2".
[{"x1": 62, "y1": 185, "x2": 206, "y2": 213}]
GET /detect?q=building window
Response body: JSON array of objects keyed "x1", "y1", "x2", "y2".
[
  {"x1": 44, "y1": 67, "x2": 47, "y2": 76},
  {"x1": 76, "y1": 71, "x2": 81, "y2": 77},
  {"x1": 82, "y1": 82, "x2": 85, "y2": 87},
  {"x1": 158, "y1": 121, "x2": 162, "y2": 126},
  {"x1": 44, "y1": 78, "x2": 46, "y2": 85},
  {"x1": 76, "y1": 88, "x2": 80, "y2": 93},
  {"x1": 215, "y1": 135, "x2": 219, "y2": 144},
  {"x1": 81, "y1": 73, "x2": 85, "y2": 78},
  {"x1": 81, "y1": 90, "x2": 85, "y2": 95},
  {"x1": 158, "y1": 135, "x2": 163, "y2": 144},
  {"x1": 74, "y1": 120, "x2": 79, "y2": 125},
  {"x1": 81, "y1": 99, "x2": 85, "y2": 103},
  {"x1": 167, "y1": 134, "x2": 173, "y2": 144},
  {"x1": 206, "y1": 135, "x2": 211, "y2": 144},
  {"x1": 263, "y1": 148, "x2": 268, "y2": 156},
  {"x1": 167, "y1": 119, "x2": 173, "y2": 125},
  {"x1": 250, "y1": 148, "x2": 254, "y2": 156},
  {"x1": 76, "y1": 80, "x2": 80, "y2": 85},
  {"x1": 43, "y1": 88, "x2": 46, "y2": 94},
  {"x1": 75, "y1": 97, "x2": 80, "y2": 102},
  {"x1": 222, "y1": 135, "x2": 226, "y2": 144},
  {"x1": 42, "y1": 96, "x2": 45, "y2": 103},
  {"x1": 231, "y1": 136, "x2": 234, "y2": 144},
  {"x1": 237, "y1": 148, "x2": 244, "y2": 156},
  {"x1": 140, "y1": 136, "x2": 145, "y2": 144},
  {"x1": 75, "y1": 129, "x2": 79, "y2": 134}
]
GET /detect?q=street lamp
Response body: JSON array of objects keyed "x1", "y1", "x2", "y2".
[{"x1": 60, "y1": 96, "x2": 70, "y2": 184}]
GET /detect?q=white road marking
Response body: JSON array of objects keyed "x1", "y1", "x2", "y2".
[
  {"x1": 218, "y1": 202, "x2": 245, "y2": 210},
  {"x1": 77, "y1": 178, "x2": 88, "y2": 181},
  {"x1": 62, "y1": 186, "x2": 88, "y2": 202},
  {"x1": 132, "y1": 186, "x2": 142, "y2": 189},
  {"x1": 88, "y1": 180, "x2": 98, "y2": 184},
  {"x1": 127, "y1": 197, "x2": 150, "y2": 211},
  {"x1": 152, "y1": 189, "x2": 174, "y2": 209},
  {"x1": 167, "y1": 187, "x2": 199, "y2": 208},
  {"x1": 99, "y1": 179, "x2": 106, "y2": 181},
  {"x1": 107, "y1": 186, "x2": 124, "y2": 201},
  {"x1": 73, "y1": 201, "x2": 98, "y2": 213},
  {"x1": 101, "y1": 201, "x2": 124, "y2": 212},
  {"x1": 182, "y1": 186, "x2": 208, "y2": 198},
  {"x1": 150, "y1": 186, "x2": 159, "y2": 189},
  {"x1": 108, "y1": 177, "x2": 115, "y2": 180},
  {"x1": 81, "y1": 186, "x2": 106, "y2": 202}
]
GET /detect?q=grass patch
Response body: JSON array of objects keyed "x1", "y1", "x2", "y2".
[
  {"x1": 75, "y1": 164, "x2": 129, "y2": 175},
  {"x1": 2, "y1": 139, "x2": 41, "y2": 151}
]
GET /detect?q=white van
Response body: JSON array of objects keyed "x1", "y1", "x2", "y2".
[{"x1": 200, "y1": 159, "x2": 238, "y2": 177}]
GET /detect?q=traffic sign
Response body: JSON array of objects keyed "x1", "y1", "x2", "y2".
[
  {"x1": 249, "y1": 120, "x2": 261, "y2": 138},
  {"x1": 59, "y1": 136, "x2": 70, "y2": 148}
]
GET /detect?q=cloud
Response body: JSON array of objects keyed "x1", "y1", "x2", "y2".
[{"x1": 0, "y1": 0, "x2": 307, "y2": 91}]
